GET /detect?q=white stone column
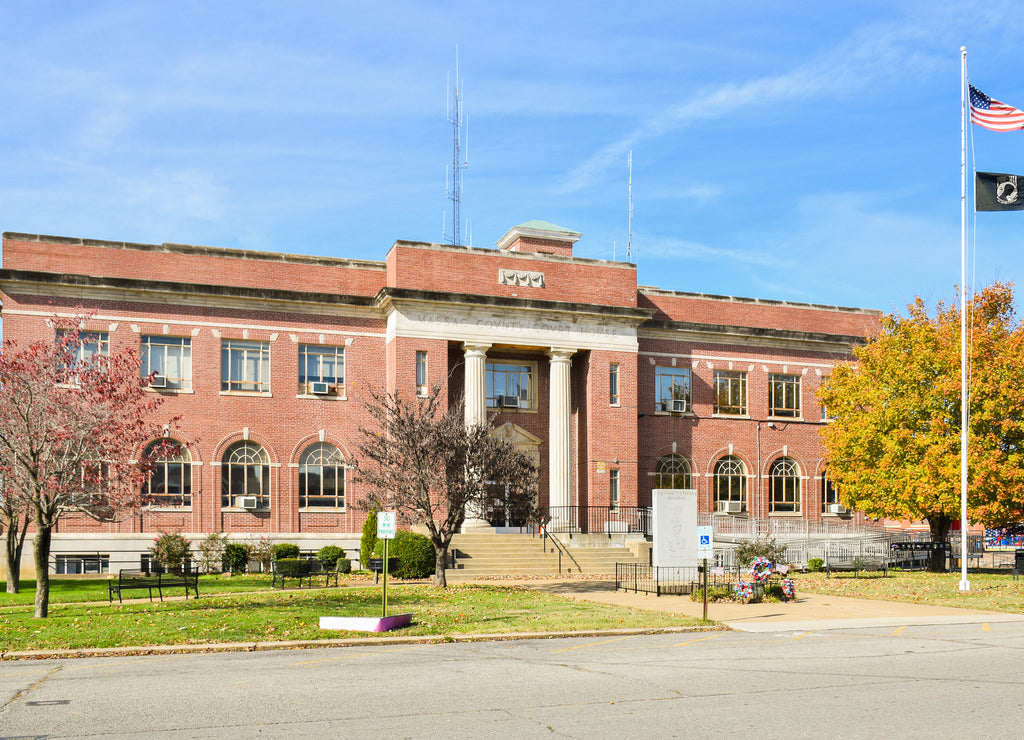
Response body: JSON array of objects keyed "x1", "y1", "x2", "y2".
[
  {"x1": 463, "y1": 343, "x2": 490, "y2": 428},
  {"x1": 547, "y1": 348, "x2": 574, "y2": 530},
  {"x1": 461, "y1": 343, "x2": 491, "y2": 530}
]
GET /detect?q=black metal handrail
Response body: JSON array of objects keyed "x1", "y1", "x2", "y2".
[{"x1": 542, "y1": 506, "x2": 652, "y2": 535}]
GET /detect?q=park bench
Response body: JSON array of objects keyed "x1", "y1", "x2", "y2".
[
  {"x1": 825, "y1": 556, "x2": 889, "y2": 577},
  {"x1": 272, "y1": 559, "x2": 338, "y2": 589},
  {"x1": 108, "y1": 569, "x2": 199, "y2": 603}
]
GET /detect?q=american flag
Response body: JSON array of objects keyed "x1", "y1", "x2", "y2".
[{"x1": 970, "y1": 84, "x2": 1024, "y2": 131}]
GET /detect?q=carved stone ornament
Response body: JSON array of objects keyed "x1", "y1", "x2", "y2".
[{"x1": 498, "y1": 268, "x2": 545, "y2": 288}]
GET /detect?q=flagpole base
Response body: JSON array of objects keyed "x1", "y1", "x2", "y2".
[{"x1": 958, "y1": 578, "x2": 971, "y2": 592}]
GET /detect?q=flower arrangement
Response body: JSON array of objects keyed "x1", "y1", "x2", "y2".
[
  {"x1": 749, "y1": 556, "x2": 773, "y2": 582},
  {"x1": 781, "y1": 578, "x2": 796, "y2": 599},
  {"x1": 733, "y1": 580, "x2": 754, "y2": 602}
]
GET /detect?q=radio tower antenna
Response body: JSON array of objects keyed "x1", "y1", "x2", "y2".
[
  {"x1": 446, "y1": 49, "x2": 468, "y2": 246},
  {"x1": 626, "y1": 150, "x2": 634, "y2": 262}
]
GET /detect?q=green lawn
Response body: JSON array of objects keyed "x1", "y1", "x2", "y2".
[
  {"x1": 0, "y1": 579, "x2": 705, "y2": 652},
  {"x1": 795, "y1": 570, "x2": 1024, "y2": 613}
]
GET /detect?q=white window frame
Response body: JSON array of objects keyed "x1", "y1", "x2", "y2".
[
  {"x1": 713, "y1": 370, "x2": 747, "y2": 416},
  {"x1": 298, "y1": 344, "x2": 345, "y2": 397},
  {"x1": 769, "y1": 373, "x2": 801, "y2": 419},
  {"x1": 141, "y1": 336, "x2": 192, "y2": 391},
  {"x1": 222, "y1": 340, "x2": 271, "y2": 394},
  {"x1": 655, "y1": 366, "x2": 691, "y2": 413},
  {"x1": 486, "y1": 360, "x2": 537, "y2": 410}
]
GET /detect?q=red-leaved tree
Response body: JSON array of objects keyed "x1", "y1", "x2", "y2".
[{"x1": 0, "y1": 319, "x2": 179, "y2": 617}]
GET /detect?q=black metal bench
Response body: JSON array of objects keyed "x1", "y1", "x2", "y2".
[
  {"x1": 108, "y1": 569, "x2": 199, "y2": 603},
  {"x1": 272, "y1": 559, "x2": 338, "y2": 589},
  {"x1": 825, "y1": 556, "x2": 889, "y2": 577}
]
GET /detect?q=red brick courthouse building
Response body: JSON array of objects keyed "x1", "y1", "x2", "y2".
[{"x1": 0, "y1": 221, "x2": 880, "y2": 574}]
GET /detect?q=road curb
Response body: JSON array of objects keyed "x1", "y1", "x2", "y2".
[{"x1": 0, "y1": 625, "x2": 724, "y2": 661}]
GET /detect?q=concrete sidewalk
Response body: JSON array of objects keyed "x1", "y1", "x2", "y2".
[{"x1": 521, "y1": 577, "x2": 1024, "y2": 632}]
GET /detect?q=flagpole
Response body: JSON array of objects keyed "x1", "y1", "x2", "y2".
[{"x1": 959, "y1": 46, "x2": 971, "y2": 592}]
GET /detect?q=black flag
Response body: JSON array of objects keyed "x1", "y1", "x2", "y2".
[{"x1": 976, "y1": 171, "x2": 1024, "y2": 211}]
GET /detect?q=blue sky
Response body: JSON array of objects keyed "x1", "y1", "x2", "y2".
[{"x1": 2, "y1": 1, "x2": 1024, "y2": 315}]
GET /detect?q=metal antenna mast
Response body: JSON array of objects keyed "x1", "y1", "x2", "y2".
[
  {"x1": 447, "y1": 51, "x2": 468, "y2": 246},
  {"x1": 627, "y1": 150, "x2": 633, "y2": 261}
]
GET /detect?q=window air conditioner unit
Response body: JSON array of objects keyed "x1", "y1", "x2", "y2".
[
  {"x1": 499, "y1": 395, "x2": 520, "y2": 409},
  {"x1": 671, "y1": 399, "x2": 687, "y2": 413},
  {"x1": 236, "y1": 496, "x2": 258, "y2": 509},
  {"x1": 828, "y1": 504, "x2": 849, "y2": 514},
  {"x1": 309, "y1": 381, "x2": 330, "y2": 395},
  {"x1": 724, "y1": 501, "x2": 744, "y2": 514},
  {"x1": 150, "y1": 374, "x2": 167, "y2": 388}
]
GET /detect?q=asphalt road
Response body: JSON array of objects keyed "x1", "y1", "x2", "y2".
[{"x1": 2, "y1": 620, "x2": 1023, "y2": 739}]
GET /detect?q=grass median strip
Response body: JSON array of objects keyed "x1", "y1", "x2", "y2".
[
  {"x1": 795, "y1": 571, "x2": 1024, "y2": 613},
  {"x1": 1, "y1": 581, "x2": 705, "y2": 652}
]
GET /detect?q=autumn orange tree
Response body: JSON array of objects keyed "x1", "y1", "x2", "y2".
[
  {"x1": 0, "y1": 320, "x2": 178, "y2": 616},
  {"x1": 819, "y1": 283, "x2": 1024, "y2": 568}
]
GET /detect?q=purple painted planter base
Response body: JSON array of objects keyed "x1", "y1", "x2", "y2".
[{"x1": 319, "y1": 613, "x2": 413, "y2": 632}]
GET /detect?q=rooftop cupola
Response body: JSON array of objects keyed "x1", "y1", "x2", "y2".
[{"x1": 496, "y1": 220, "x2": 581, "y2": 257}]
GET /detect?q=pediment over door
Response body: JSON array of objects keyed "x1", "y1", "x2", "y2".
[{"x1": 492, "y1": 422, "x2": 542, "y2": 463}]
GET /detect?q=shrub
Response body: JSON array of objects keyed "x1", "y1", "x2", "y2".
[
  {"x1": 734, "y1": 538, "x2": 788, "y2": 568},
  {"x1": 196, "y1": 532, "x2": 227, "y2": 574},
  {"x1": 361, "y1": 510, "x2": 379, "y2": 569},
  {"x1": 318, "y1": 545, "x2": 344, "y2": 569},
  {"x1": 246, "y1": 536, "x2": 274, "y2": 572},
  {"x1": 373, "y1": 530, "x2": 435, "y2": 579},
  {"x1": 271, "y1": 543, "x2": 300, "y2": 561},
  {"x1": 336, "y1": 556, "x2": 352, "y2": 574},
  {"x1": 807, "y1": 558, "x2": 825, "y2": 572},
  {"x1": 689, "y1": 585, "x2": 733, "y2": 602},
  {"x1": 150, "y1": 531, "x2": 191, "y2": 572},
  {"x1": 224, "y1": 542, "x2": 251, "y2": 573}
]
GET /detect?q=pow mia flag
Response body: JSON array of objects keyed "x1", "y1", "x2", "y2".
[{"x1": 976, "y1": 171, "x2": 1024, "y2": 211}]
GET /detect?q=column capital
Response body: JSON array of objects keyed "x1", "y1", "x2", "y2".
[
  {"x1": 546, "y1": 347, "x2": 575, "y2": 363},
  {"x1": 462, "y1": 342, "x2": 492, "y2": 359}
]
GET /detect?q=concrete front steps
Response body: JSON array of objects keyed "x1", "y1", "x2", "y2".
[{"x1": 444, "y1": 532, "x2": 646, "y2": 581}]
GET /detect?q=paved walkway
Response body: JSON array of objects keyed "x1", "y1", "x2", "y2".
[{"x1": 522, "y1": 577, "x2": 1024, "y2": 632}]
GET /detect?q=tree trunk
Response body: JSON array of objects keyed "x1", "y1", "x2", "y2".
[
  {"x1": 33, "y1": 522, "x2": 52, "y2": 619},
  {"x1": 926, "y1": 514, "x2": 952, "y2": 573},
  {"x1": 5, "y1": 508, "x2": 29, "y2": 593},
  {"x1": 432, "y1": 542, "x2": 449, "y2": 588}
]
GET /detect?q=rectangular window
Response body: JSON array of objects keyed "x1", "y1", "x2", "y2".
[
  {"x1": 713, "y1": 370, "x2": 747, "y2": 415},
  {"x1": 56, "y1": 329, "x2": 109, "y2": 379},
  {"x1": 222, "y1": 340, "x2": 271, "y2": 393},
  {"x1": 55, "y1": 554, "x2": 109, "y2": 574},
  {"x1": 141, "y1": 336, "x2": 192, "y2": 391},
  {"x1": 486, "y1": 361, "x2": 535, "y2": 409},
  {"x1": 769, "y1": 373, "x2": 801, "y2": 418},
  {"x1": 609, "y1": 363, "x2": 620, "y2": 406},
  {"x1": 656, "y1": 366, "x2": 691, "y2": 412},
  {"x1": 416, "y1": 351, "x2": 428, "y2": 397},
  {"x1": 822, "y1": 473, "x2": 840, "y2": 513},
  {"x1": 609, "y1": 469, "x2": 620, "y2": 511},
  {"x1": 298, "y1": 344, "x2": 344, "y2": 396}
]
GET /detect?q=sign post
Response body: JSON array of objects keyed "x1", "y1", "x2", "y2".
[
  {"x1": 696, "y1": 525, "x2": 714, "y2": 621},
  {"x1": 377, "y1": 512, "x2": 397, "y2": 618}
]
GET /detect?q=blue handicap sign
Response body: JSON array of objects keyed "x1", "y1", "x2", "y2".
[{"x1": 700, "y1": 534, "x2": 710, "y2": 546}]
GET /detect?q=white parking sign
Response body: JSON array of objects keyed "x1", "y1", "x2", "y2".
[
  {"x1": 696, "y1": 525, "x2": 713, "y2": 560},
  {"x1": 377, "y1": 511, "x2": 397, "y2": 540}
]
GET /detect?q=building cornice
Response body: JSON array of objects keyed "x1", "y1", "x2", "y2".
[
  {"x1": 387, "y1": 240, "x2": 637, "y2": 270},
  {"x1": 375, "y1": 286, "x2": 655, "y2": 324},
  {"x1": 638, "y1": 285, "x2": 881, "y2": 317},
  {"x1": 2, "y1": 232, "x2": 387, "y2": 271},
  {"x1": 0, "y1": 269, "x2": 379, "y2": 318},
  {"x1": 639, "y1": 318, "x2": 869, "y2": 353}
]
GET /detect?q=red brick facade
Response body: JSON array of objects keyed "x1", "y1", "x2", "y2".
[{"x1": 0, "y1": 223, "x2": 880, "y2": 573}]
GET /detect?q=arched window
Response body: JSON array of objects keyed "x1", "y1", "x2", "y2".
[
  {"x1": 299, "y1": 442, "x2": 345, "y2": 508},
  {"x1": 144, "y1": 440, "x2": 191, "y2": 508},
  {"x1": 221, "y1": 441, "x2": 270, "y2": 508},
  {"x1": 654, "y1": 454, "x2": 692, "y2": 489},
  {"x1": 769, "y1": 457, "x2": 800, "y2": 513},
  {"x1": 714, "y1": 456, "x2": 746, "y2": 512}
]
